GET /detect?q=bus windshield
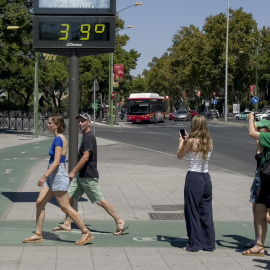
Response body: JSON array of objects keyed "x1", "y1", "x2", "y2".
[{"x1": 128, "y1": 100, "x2": 150, "y2": 115}]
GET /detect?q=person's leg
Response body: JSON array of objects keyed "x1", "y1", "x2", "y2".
[
  {"x1": 199, "y1": 173, "x2": 216, "y2": 251},
  {"x1": 267, "y1": 212, "x2": 270, "y2": 224},
  {"x1": 53, "y1": 177, "x2": 84, "y2": 231},
  {"x1": 23, "y1": 186, "x2": 54, "y2": 242},
  {"x1": 81, "y1": 177, "x2": 129, "y2": 234},
  {"x1": 243, "y1": 203, "x2": 267, "y2": 255},
  {"x1": 55, "y1": 191, "x2": 94, "y2": 245},
  {"x1": 97, "y1": 199, "x2": 128, "y2": 234},
  {"x1": 53, "y1": 196, "x2": 73, "y2": 231},
  {"x1": 184, "y1": 172, "x2": 204, "y2": 252}
]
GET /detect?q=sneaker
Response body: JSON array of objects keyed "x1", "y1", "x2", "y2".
[{"x1": 244, "y1": 240, "x2": 256, "y2": 248}]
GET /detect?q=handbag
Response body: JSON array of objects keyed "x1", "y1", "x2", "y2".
[{"x1": 259, "y1": 152, "x2": 270, "y2": 176}]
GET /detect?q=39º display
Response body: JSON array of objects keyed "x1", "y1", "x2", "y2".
[{"x1": 39, "y1": 22, "x2": 110, "y2": 43}]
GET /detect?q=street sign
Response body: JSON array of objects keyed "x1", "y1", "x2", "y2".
[
  {"x1": 205, "y1": 100, "x2": 210, "y2": 106},
  {"x1": 251, "y1": 96, "x2": 259, "y2": 104},
  {"x1": 212, "y1": 99, "x2": 217, "y2": 105},
  {"x1": 233, "y1": 103, "x2": 240, "y2": 113}
]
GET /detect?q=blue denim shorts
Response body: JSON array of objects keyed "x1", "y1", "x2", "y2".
[
  {"x1": 249, "y1": 169, "x2": 261, "y2": 203},
  {"x1": 44, "y1": 163, "x2": 69, "y2": 191}
]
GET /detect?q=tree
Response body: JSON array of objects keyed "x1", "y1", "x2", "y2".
[
  {"x1": 38, "y1": 56, "x2": 69, "y2": 113},
  {"x1": 144, "y1": 8, "x2": 261, "y2": 111},
  {"x1": 0, "y1": 0, "x2": 34, "y2": 111}
]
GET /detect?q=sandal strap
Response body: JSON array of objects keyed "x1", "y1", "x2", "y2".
[{"x1": 256, "y1": 243, "x2": 264, "y2": 248}]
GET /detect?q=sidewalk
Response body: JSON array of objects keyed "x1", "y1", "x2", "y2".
[{"x1": 0, "y1": 128, "x2": 269, "y2": 270}]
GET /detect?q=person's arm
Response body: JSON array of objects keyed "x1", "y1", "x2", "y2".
[
  {"x1": 69, "y1": 150, "x2": 90, "y2": 180},
  {"x1": 248, "y1": 113, "x2": 260, "y2": 140},
  {"x1": 256, "y1": 140, "x2": 263, "y2": 154},
  {"x1": 38, "y1": 145, "x2": 62, "y2": 187},
  {"x1": 177, "y1": 138, "x2": 192, "y2": 159}
]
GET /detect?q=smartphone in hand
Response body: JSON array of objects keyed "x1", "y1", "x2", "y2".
[{"x1": 180, "y1": 129, "x2": 186, "y2": 139}]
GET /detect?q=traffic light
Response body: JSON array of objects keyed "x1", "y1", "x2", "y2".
[{"x1": 111, "y1": 92, "x2": 115, "y2": 99}]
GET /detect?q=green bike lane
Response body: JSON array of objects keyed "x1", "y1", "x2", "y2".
[
  {"x1": 0, "y1": 135, "x2": 51, "y2": 219},
  {"x1": 0, "y1": 219, "x2": 262, "y2": 250},
  {"x1": 0, "y1": 133, "x2": 269, "y2": 250}
]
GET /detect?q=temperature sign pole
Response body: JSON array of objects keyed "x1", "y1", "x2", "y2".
[{"x1": 33, "y1": 0, "x2": 116, "y2": 210}]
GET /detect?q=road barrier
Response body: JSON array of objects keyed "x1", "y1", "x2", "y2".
[{"x1": 0, "y1": 111, "x2": 48, "y2": 132}]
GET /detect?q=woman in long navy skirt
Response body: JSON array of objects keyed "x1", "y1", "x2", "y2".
[{"x1": 177, "y1": 114, "x2": 216, "y2": 252}]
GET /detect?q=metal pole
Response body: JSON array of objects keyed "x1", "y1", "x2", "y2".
[
  {"x1": 93, "y1": 78, "x2": 96, "y2": 134},
  {"x1": 69, "y1": 52, "x2": 79, "y2": 211},
  {"x1": 255, "y1": 56, "x2": 258, "y2": 112},
  {"x1": 108, "y1": 54, "x2": 111, "y2": 124},
  {"x1": 34, "y1": 52, "x2": 39, "y2": 138},
  {"x1": 225, "y1": 0, "x2": 229, "y2": 122},
  {"x1": 110, "y1": 52, "x2": 114, "y2": 125}
]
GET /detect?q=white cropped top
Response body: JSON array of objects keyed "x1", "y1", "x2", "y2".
[{"x1": 186, "y1": 150, "x2": 211, "y2": 173}]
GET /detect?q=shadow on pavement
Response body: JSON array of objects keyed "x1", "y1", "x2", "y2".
[
  {"x1": 1, "y1": 192, "x2": 88, "y2": 206},
  {"x1": 156, "y1": 235, "x2": 186, "y2": 248},
  {"x1": 216, "y1": 234, "x2": 253, "y2": 252},
  {"x1": 253, "y1": 259, "x2": 270, "y2": 269}
]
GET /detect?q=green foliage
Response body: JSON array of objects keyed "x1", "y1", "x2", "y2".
[
  {"x1": 144, "y1": 8, "x2": 266, "y2": 111},
  {"x1": 0, "y1": 5, "x2": 140, "y2": 112},
  {"x1": 0, "y1": 0, "x2": 34, "y2": 111}
]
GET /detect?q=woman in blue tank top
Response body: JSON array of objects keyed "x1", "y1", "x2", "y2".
[{"x1": 23, "y1": 115, "x2": 94, "y2": 245}]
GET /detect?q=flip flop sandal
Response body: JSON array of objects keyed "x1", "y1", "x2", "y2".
[
  {"x1": 23, "y1": 233, "x2": 44, "y2": 243},
  {"x1": 113, "y1": 225, "x2": 131, "y2": 235},
  {"x1": 53, "y1": 225, "x2": 72, "y2": 231},
  {"x1": 242, "y1": 243, "x2": 265, "y2": 257}
]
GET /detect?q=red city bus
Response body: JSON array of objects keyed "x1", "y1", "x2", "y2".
[{"x1": 127, "y1": 93, "x2": 167, "y2": 123}]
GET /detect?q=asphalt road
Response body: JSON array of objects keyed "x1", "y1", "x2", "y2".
[{"x1": 94, "y1": 119, "x2": 255, "y2": 177}]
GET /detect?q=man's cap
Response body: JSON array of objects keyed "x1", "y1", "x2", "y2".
[
  {"x1": 256, "y1": 118, "x2": 270, "y2": 129},
  {"x1": 76, "y1": 113, "x2": 91, "y2": 121}
]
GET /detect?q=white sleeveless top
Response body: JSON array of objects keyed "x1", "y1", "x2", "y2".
[{"x1": 186, "y1": 150, "x2": 211, "y2": 173}]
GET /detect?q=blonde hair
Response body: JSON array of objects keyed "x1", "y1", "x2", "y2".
[
  {"x1": 183, "y1": 114, "x2": 213, "y2": 160},
  {"x1": 50, "y1": 115, "x2": 66, "y2": 134}
]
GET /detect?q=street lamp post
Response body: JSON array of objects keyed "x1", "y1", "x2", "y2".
[
  {"x1": 117, "y1": 2, "x2": 142, "y2": 14},
  {"x1": 7, "y1": 24, "x2": 39, "y2": 138},
  {"x1": 255, "y1": 51, "x2": 258, "y2": 112},
  {"x1": 108, "y1": 2, "x2": 142, "y2": 125},
  {"x1": 225, "y1": 0, "x2": 229, "y2": 122}
]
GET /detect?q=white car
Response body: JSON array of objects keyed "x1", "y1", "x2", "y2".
[
  {"x1": 235, "y1": 111, "x2": 252, "y2": 120},
  {"x1": 255, "y1": 111, "x2": 270, "y2": 121}
]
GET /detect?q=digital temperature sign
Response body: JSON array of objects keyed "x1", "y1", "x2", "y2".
[{"x1": 33, "y1": 16, "x2": 115, "y2": 56}]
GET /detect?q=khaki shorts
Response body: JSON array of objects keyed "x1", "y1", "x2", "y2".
[{"x1": 68, "y1": 177, "x2": 104, "y2": 203}]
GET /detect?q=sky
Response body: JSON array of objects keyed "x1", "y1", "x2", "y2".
[{"x1": 116, "y1": 0, "x2": 270, "y2": 77}]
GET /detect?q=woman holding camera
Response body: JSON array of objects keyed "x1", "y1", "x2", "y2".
[{"x1": 177, "y1": 115, "x2": 215, "y2": 252}]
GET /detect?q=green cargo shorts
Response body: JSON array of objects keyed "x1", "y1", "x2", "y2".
[{"x1": 68, "y1": 177, "x2": 104, "y2": 203}]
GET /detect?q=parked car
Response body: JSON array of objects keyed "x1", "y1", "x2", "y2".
[
  {"x1": 189, "y1": 110, "x2": 198, "y2": 118},
  {"x1": 235, "y1": 111, "x2": 252, "y2": 120},
  {"x1": 204, "y1": 110, "x2": 219, "y2": 119},
  {"x1": 169, "y1": 112, "x2": 175, "y2": 120},
  {"x1": 174, "y1": 110, "x2": 191, "y2": 121},
  {"x1": 255, "y1": 110, "x2": 270, "y2": 121}
]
